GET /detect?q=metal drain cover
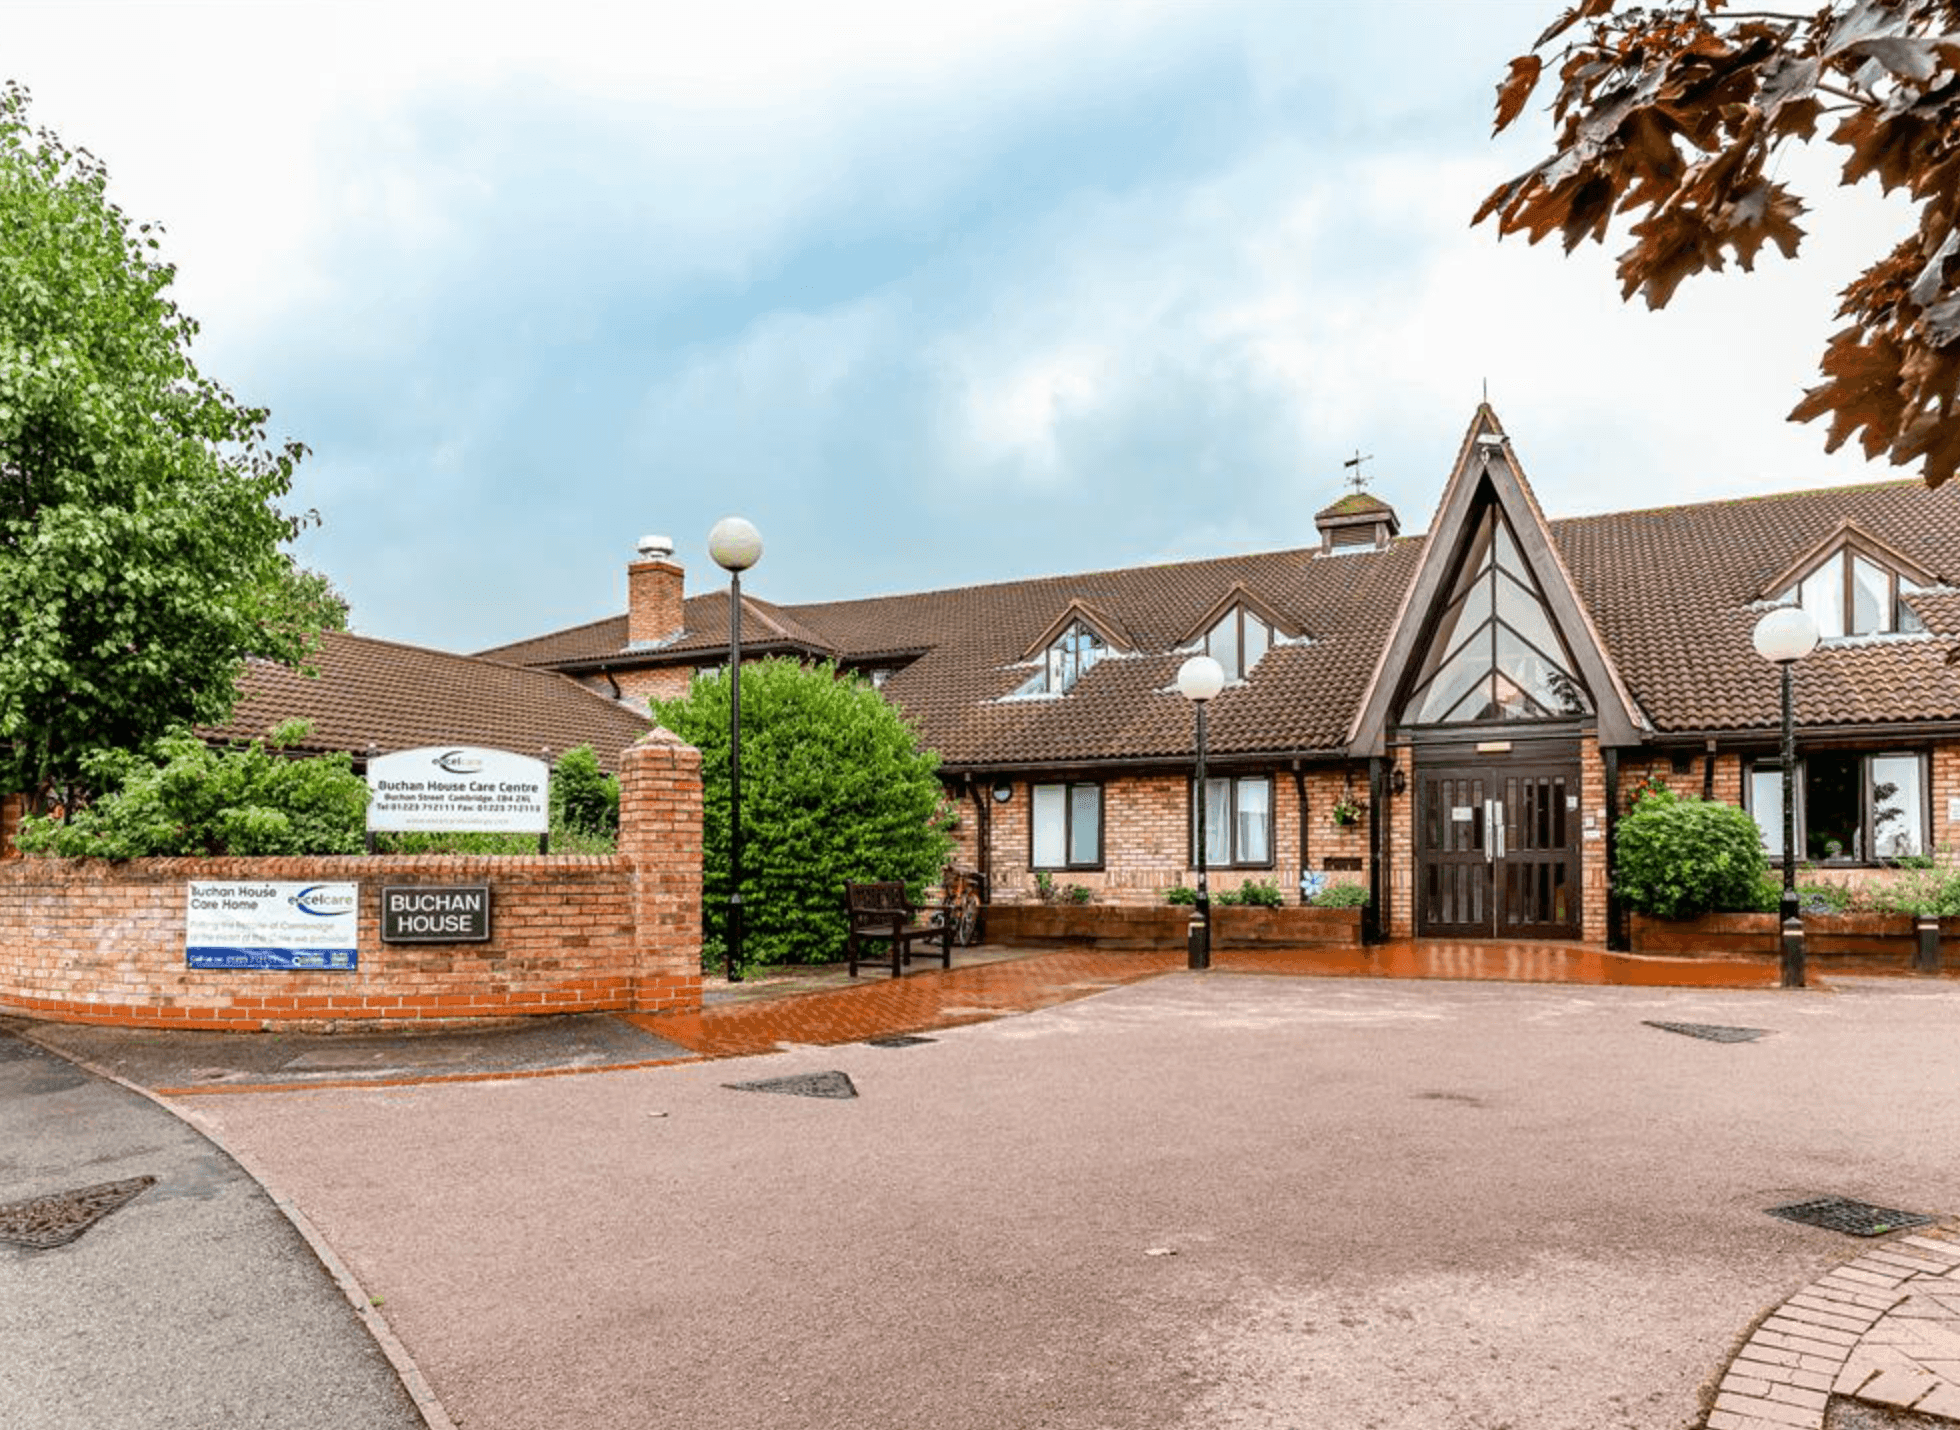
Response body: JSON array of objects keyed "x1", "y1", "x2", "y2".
[
  {"x1": 865, "y1": 1035, "x2": 935, "y2": 1048},
  {"x1": 1644, "y1": 1021, "x2": 1770, "y2": 1043},
  {"x1": 723, "y1": 1071, "x2": 858, "y2": 1099},
  {"x1": 0, "y1": 1176, "x2": 156, "y2": 1250},
  {"x1": 1766, "y1": 1197, "x2": 1935, "y2": 1237}
]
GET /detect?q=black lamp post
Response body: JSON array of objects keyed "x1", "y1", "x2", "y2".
[
  {"x1": 709, "y1": 516, "x2": 763, "y2": 983},
  {"x1": 1177, "y1": 655, "x2": 1225, "y2": 970},
  {"x1": 1751, "y1": 605, "x2": 1819, "y2": 989}
]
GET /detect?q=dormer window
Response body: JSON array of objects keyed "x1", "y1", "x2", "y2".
[
  {"x1": 1016, "y1": 620, "x2": 1107, "y2": 696},
  {"x1": 1772, "y1": 550, "x2": 1926, "y2": 638},
  {"x1": 1205, "y1": 607, "x2": 1272, "y2": 683}
]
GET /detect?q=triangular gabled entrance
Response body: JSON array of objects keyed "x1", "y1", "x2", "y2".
[{"x1": 1349, "y1": 406, "x2": 1645, "y2": 753}]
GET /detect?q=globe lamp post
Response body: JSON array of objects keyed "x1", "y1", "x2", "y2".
[
  {"x1": 709, "y1": 517, "x2": 763, "y2": 983},
  {"x1": 1177, "y1": 655, "x2": 1226, "y2": 970},
  {"x1": 1751, "y1": 605, "x2": 1819, "y2": 989}
]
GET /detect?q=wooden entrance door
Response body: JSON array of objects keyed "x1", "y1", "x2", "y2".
[{"x1": 1415, "y1": 761, "x2": 1581, "y2": 939}]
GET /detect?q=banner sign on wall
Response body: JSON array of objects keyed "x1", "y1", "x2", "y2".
[
  {"x1": 186, "y1": 883, "x2": 359, "y2": 970},
  {"x1": 367, "y1": 747, "x2": 550, "y2": 834}
]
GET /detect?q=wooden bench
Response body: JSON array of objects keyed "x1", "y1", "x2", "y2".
[{"x1": 844, "y1": 881, "x2": 951, "y2": 977}]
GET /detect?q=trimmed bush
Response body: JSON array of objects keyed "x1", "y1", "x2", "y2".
[
  {"x1": 653, "y1": 659, "x2": 952, "y2": 973},
  {"x1": 550, "y1": 744, "x2": 619, "y2": 838},
  {"x1": 1614, "y1": 789, "x2": 1769, "y2": 920}
]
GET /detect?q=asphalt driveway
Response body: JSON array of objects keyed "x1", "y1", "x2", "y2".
[{"x1": 174, "y1": 972, "x2": 1960, "y2": 1430}]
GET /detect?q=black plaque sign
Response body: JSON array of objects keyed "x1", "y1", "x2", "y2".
[{"x1": 381, "y1": 885, "x2": 491, "y2": 944}]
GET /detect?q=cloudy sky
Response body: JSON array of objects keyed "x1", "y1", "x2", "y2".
[{"x1": 5, "y1": 0, "x2": 1919, "y2": 653}]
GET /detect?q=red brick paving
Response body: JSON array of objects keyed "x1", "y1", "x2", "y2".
[
  {"x1": 626, "y1": 948, "x2": 1182, "y2": 1056},
  {"x1": 629, "y1": 939, "x2": 1784, "y2": 1057}
]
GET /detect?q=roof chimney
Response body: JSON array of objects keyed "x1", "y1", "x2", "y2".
[
  {"x1": 627, "y1": 535, "x2": 684, "y2": 648},
  {"x1": 1314, "y1": 492, "x2": 1400, "y2": 554}
]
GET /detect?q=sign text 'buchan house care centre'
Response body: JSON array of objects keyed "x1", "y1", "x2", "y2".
[
  {"x1": 186, "y1": 883, "x2": 359, "y2": 971},
  {"x1": 367, "y1": 746, "x2": 550, "y2": 834}
]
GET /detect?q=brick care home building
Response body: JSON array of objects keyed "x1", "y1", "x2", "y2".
[{"x1": 481, "y1": 407, "x2": 1960, "y2": 948}]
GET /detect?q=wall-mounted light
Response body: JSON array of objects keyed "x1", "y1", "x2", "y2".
[
  {"x1": 1390, "y1": 767, "x2": 1407, "y2": 796},
  {"x1": 991, "y1": 783, "x2": 1013, "y2": 803}
]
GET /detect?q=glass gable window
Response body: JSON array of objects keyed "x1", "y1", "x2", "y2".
[
  {"x1": 1032, "y1": 782, "x2": 1102, "y2": 869},
  {"x1": 1747, "y1": 752, "x2": 1927, "y2": 862},
  {"x1": 1016, "y1": 620, "x2": 1108, "y2": 696},
  {"x1": 1401, "y1": 505, "x2": 1591, "y2": 725},
  {"x1": 1190, "y1": 775, "x2": 1273, "y2": 867},
  {"x1": 1774, "y1": 550, "x2": 1926, "y2": 638},
  {"x1": 1204, "y1": 608, "x2": 1274, "y2": 683}
]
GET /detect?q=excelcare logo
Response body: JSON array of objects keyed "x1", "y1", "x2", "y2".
[
  {"x1": 434, "y1": 749, "x2": 485, "y2": 775},
  {"x1": 290, "y1": 885, "x2": 357, "y2": 917}
]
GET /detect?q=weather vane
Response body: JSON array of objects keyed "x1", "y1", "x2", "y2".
[{"x1": 1342, "y1": 450, "x2": 1374, "y2": 495}]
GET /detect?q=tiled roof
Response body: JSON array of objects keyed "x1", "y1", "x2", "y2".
[
  {"x1": 484, "y1": 468, "x2": 1960, "y2": 766},
  {"x1": 1314, "y1": 492, "x2": 1395, "y2": 521},
  {"x1": 1556, "y1": 480, "x2": 1960, "y2": 734},
  {"x1": 205, "y1": 631, "x2": 651, "y2": 770}
]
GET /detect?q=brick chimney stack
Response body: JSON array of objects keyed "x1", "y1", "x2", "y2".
[{"x1": 627, "y1": 535, "x2": 684, "y2": 648}]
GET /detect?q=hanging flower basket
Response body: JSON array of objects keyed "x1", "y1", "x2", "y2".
[{"x1": 1331, "y1": 799, "x2": 1362, "y2": 827}]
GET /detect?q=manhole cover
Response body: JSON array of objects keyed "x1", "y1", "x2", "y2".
[
  {"x1": 0, "y1": 1176, "x2": 157, "y2": 1250},
  {"x1": 865, "y1": 1035, "x2": 935, "y2": 1048},
  {"x1": 723, "y1": 1071, "x2": 858, "y2": 1099},
  {"x1": 1644, "y1": 1021, "x2": 1770, "y2": 1043},
  {"x1": 1766, "y1": 1197, "x2": 1935, "y2": 1237}
]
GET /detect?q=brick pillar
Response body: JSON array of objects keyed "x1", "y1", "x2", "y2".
[{"x1": 618, "y1": 727, "x2": 704, "y2": 1013}]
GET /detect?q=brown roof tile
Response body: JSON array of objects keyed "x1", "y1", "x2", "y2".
[
  {"x1": 485, "y1": 468, "x2": 1960, "y2": 767},
  {"x1": 206, "y1": 631, "x2": 651, "y2": 770}
]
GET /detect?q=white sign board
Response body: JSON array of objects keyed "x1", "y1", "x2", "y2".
[
  {"x1": 186, "y1": 882, "x2": 359, "y2": 970},
  {"x1": 367, "y1": 747, "x2": 550, "y2": 833}
]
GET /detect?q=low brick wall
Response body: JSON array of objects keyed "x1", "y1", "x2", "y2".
[
  {"x1": 985, "y1": 903, "x2": 1362, "y2": 951},
  {"x1": 0, "y1": 732, "x2": 704, "y2": 1031}
]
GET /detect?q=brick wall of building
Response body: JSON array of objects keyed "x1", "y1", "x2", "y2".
[
  {"x1": 0, "y1": 733, "x2": 703, "y2": 1031},
  {"x1": 979, "y1": 766, "x2": 1373, "y2": 907}
]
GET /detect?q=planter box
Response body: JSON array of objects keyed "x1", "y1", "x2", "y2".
[
  {"x1": 1628, "y1": 912, "x2": 1777, "y2": 956},
  {"x1": 984, "y1": 903, "x2": 1362, "y2": 951},
  {"x1": 1629, "y1": 910, "x2": 1959, "y2": 969},
  {"x1": 1216, "y1": 905, "x2": 1363, "y2": 949},
  {"x1": 985, "y1": 904, "x2": 1189, "y2": 950}
]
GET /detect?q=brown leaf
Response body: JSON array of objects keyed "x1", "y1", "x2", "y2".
[
  {"x1": 1891, "y1": 401, "x2": 1960, "y2": 489},
  {"x1": 1620, "y1": 206, "x2": 1724, "y2": 306},
  {"x1": 1494, "y1": 56, "x2": 1543, "y2": 134},
  {"x1": 1789, "y1": 328, "x2": 1909, "y2": 459},
  {"x1": 1723, "y1": 181, "x2": 1807, "y2": 270}
]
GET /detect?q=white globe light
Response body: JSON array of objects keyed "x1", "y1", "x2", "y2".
[
  {"x1": 1176, "y1": 654, "x2": 1226, "y2": 703},
  {"x1": 707, "y1": 517, "x2": 763, "y2": 572},
  {"x1": 1752, "y1": 606, "x2": 1819, "y2": 664}
]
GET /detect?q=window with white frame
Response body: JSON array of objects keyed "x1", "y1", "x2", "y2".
[
  {"x1": 1015, "y1": 621, "x2": 1108, "y2": 696},
  {"x1": 1032, "y1": 782, "x2": 1102, "y2": 869},
  {"x1": 1771, "y1": 549, "x2": 1927, "y2": 638},
  {"x1": 1190, "y1": 774, "x2": 1273, "y2": 867},
  {"x1": 1746, "y1": 751, "x2": 1928, "y2": 862},
  {"x1": 1204, "y1": 607, "x2": 1273, "y2": 683}
]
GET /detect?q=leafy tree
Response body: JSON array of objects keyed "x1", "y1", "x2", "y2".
[
  {"x1": 652, "y1": 660, "x2": 953, "y2": 973},
  {"x1": 549, "y1": 743, "x2": 619, "y2": 838},
  {"x1": 1613, "y1": 787, "x2": 1769, "y2": 919},
  {"x1": 1480, "y1": 1, "x2": 1960, "y2": 487},
  {"x1": 16, "y1": 721, "x2": 368, "y2": 858},
  {"x1": 0, "y1": 82, "x2": 333, "y2": 804}
]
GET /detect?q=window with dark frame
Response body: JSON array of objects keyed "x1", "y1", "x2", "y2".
[
  {"x1": 1014, "y1": 621, "x2": 1108, "y2": 697},
  {"x1": 1400, "y1": 502, "x2": 1592, "y2": 726},
  {"x1": 1031, "y1": 781, "x2": 1102, "y2": 869},
  {"x1": 1189, "y1": 774, "x2": 1274, "y2": 868},
  {"x1": 1745, "y1": 751, "x2": 1929, "y2": 862},
  {"x1": 1204, "y1": 606, "x2": 1273, "y2": 683},
  {"x1": 1772, "y1": 549, "x2": 1927, "y2": 639}
]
